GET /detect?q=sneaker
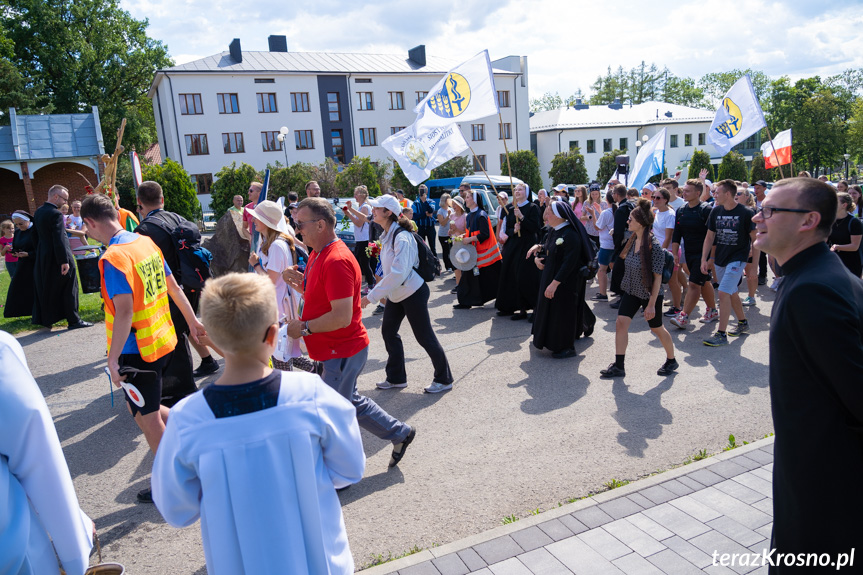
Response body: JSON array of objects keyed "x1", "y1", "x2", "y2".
[
  {"x1": 741, "y1": 296, "x2": 756, "y2": 307},
  {"x1": 758, "y1": 276, "x2": 767, "y2": 286},
  {"x1": 657, "y1": 358, "x2": 679, "y2": 376},
  {"x1": 193, "y1": 357, "x2": 219, "y2": 377},
  {"x1": 600, "y1": 363, "x2": 626, "y2": 378},
  {"x1": 699, "y1": 308, "x2": 719, "y2": 323},
  {"x1": 389, "y1": 426, "x2": 416, "y2": 468},
  {"x1": 663, "y1": 306, "x2": 681, "y2": 318},
  {"x1": 609, "y1": 298, "x2": 621, "y2": 309},
  {"x1": 769, "y1": 277, "x2": 783, "y2": 291},
  {"x1": 373, "y1": 304, "x2": 385, "y2": 315},
  {"x1": 361, "y1": 286, "x2": 370, "y2": 296},
  {"x1": 136, "y1": 487, "x2": 153, "y2": 504},
  {"x1": 450, "y1": 287, "x2": 458, "y2": 294},
  {"x1": 728, "y1": 321, "x2": 750, "y2": 337},
  {"x1": 376, "y1": 380, "x2": 408, "y2": 390},
  {"x1": 703, "y1": 332, "x2": 729, "y2": 346},
  {"x1": 424, "y1": 382, "x2": 453, "y2": 394},
  {"x1": 670, "y1": 312, "x2": 689, "y2": 329},
  {"x1": 592, "y1": 293, "x2": 608, "y2": 301}
]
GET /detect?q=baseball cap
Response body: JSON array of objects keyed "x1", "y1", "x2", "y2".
[
  {"x1": 366, "y1": 195, "x2": 403, "y2": 214},
  {"x1": 755, "y1": 180, "x2": 768, "y2": 187},
  {"x1": 553, "y1": 183, "x2": 567, "y2": 192}
]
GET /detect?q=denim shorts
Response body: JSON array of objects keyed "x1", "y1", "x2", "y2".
[
  {"x1": 598, "y1": 248, "x2": 614, "y2": 266},
  {"x1": 715, "y1": 261, "x2": 746, "y2": 294}
]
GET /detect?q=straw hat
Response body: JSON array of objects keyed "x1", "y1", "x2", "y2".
[
  {"x1": 451, "y1": 243, "x2": 478, "y2": 271},
  {"x1": 250, "y1": 200, "x2": 292, "y2": 235}
]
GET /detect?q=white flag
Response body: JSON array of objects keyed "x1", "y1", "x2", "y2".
[
  {"x1": 414, "y1": 50, "x2": 499, "y2": 132},
  {"x1": 707, "y1": 75, "x2": 767, "y2": 156},
  {"x1": 382, "y1": 123, "x2": 470, "y2": 186},
  {"x1": 630, "y1": 128, "x2": 667, "y2": 190}
]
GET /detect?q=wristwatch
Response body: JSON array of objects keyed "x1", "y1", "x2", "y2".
[{"x1": 300, "y1": 321, "x2": 313, "y2": 337}]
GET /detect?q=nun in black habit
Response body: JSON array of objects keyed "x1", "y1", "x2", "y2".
[
  {"x1": 3, "y1": 211, "x2": 38, "y2": 319},
  {"x1": 454, "y1": 190, "x2": 502, "y2": 309},
  {"x1": 496, "y1": 183, "x2": 542, "y2": 319},
  {"x1": 530, "y1": 200, "x2": 596, "y2": 358}
]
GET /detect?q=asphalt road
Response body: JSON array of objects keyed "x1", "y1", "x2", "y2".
[{"x1": 18, "y1": 272, "x2": 775, "y2": 572}]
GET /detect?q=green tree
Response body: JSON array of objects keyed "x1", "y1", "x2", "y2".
[
  {"x1": 687, "y1": 148, "x2": 714, "y2": 180},
  {"x1": 1, "y1": 0, "x2": 173, "y2": 150},
  {"x1": 390, "y1": 161, "x2": 419, "y2": 197},
  {"x1": 749, "y1": 152, "x2": 776, "y2": 183},
  {"x1": 432, "y1": 155, "x2": 473, "y2": 179},
  {"x1": 142, "y1": 159, "x2": 200, "y2": 221},
  {"x1": 266, "y1": 162, "x2": 316, "y2": 200},
  {"x1": 597, "y1": 149, "x2": 625, "y2": 184},
  {"x1": 548, "y1": 150, "x2": 588, "y2": 185},
  {"x1": 846, "y1": 97, "x2": 863, "y2": 165},
  {"x1": 210, "y1": 162, "x2": 260, "y2": 219},
  {"x1": 502, "y1": 150, "x2": 542, "y2": 193},
  {"x1": 530, "y1": 91, "x2": 564, "y2": 112},
  {"x1": 372, "y1": 161, "x2": 391, "y2": 196},
  {"x1": 717, "y1": 151, "x2": 748, "y2": 181},
  {"x1": 698, "y1": 69, "x2": 772, "y2": 109},
  {"x1": 0, "y1": 23, "x2": 52, "y2": 123},
  {"x1": 309, "y1": 158, "x2": 340, "y2": 197},
  {"x1": 662, "y1": 75, "x2": 706, "y2": 108},
  {"x1": 334, "y1": 156, "x2": 381, "y2": 197}
]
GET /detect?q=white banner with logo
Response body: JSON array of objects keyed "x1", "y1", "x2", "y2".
[{"x1": 382, "y1": 123, "x2": 469, "y2": 185}]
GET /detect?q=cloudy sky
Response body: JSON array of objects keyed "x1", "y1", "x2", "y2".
[{"x1": 123, "y1": 0, "x2": 863, "y2": 101}]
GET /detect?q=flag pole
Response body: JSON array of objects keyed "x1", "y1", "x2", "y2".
[
  {"x1": 764, "y1": 127, "x2": 785, "y2": 180},
  {"x1": 464, "y1": 140, "x2": 507, "y2": 215}
]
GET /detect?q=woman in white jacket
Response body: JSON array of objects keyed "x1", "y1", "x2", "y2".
[{"x1": 360, "y1": 195, "x2": 454, "y2": 394}]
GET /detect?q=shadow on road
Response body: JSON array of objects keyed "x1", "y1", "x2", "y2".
[
  {"x1": 510, "y1": 352, "x2": 591, "y2": 415},
  {"x1": 338, "y1": 467, "x2": 405, "y2": 506},
  {"x1": 612, "y1": 377, "x2": 675, "y2": 457}
]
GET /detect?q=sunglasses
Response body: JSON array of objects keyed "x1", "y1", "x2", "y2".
[{"x1": 652, "y1": 196, "x2": 664, "y2": 200}]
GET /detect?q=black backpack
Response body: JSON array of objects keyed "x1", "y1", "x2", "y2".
[
  {"x1": 146, "y1": 212, "x2": 213, "y2": 291},
  {"x1": 391, "y1": 226, "x2": 441, "y2": 282},
  {"x1": 661, "y1": 248, "x2": 675, "y2": 284}
]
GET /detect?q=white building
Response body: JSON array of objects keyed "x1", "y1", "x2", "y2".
[
  {"x1": 148, "y1": 37, "x2": 529, "y2": 206},
  {"x1": 530, "y1": 100, "x2": 761, "y2": 189}
]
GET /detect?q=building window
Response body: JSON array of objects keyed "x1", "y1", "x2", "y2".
[
  {"x1": 192, "y1": 173, "x2": 212, "y2": 195},
  {"x1": 473, "y1": 155, "x2": 487, "y2": 172},
  {"x1": 222, "y1": 132, "x2": 245, "y2": 154},
  {"x1": 331, "y1": 129, "x2": 345, "y2": 164},
  {"x1": 499, "y1": 123, "x2": 512, "y2": 140},
  {"x1": 359, "y1": 128, "x2": 377, "y2": 147},
  {"x1": 179, "y1": 94, "x2": 203, "y2": 115},
  {"x1": 357, "y1": 92, "x2": 374, "y2": 111},
  {"x1": 471, "y1": 124, "x2": 485, "y2": 141},
  {"x1": 355, "y1": 78, "x2": 372, "y2": 84},
  {"x1": 569, "y1": 140, "x2": 579, "y2": 151},
  {"x1": 497, "y1": 90, "x2": 510, "y2": 108},
  {"x1": 586, "y1": 140, "x2": 596, "y2": 154},
  {"x1": 698, "y1": 133, "x2": 706, "y2": 146},
  {"x1": 603, "y1": 138, "x2": 612, "y2": 153},
  {"x1": 256, "y1": 93, "x2": 278, "y2": 113},
  {"x1": 389, "y1": 91, "x2": 405, "y2": 110},
  {"x1": 290, "y1": 92, "x2": 310, "y2": 112},
  {"x1": 184, "y1": 134, "x2": 208, "y2": 156},
  {"x1": 295, "y1": 130, "x2": 314, "y2": 150},
  {"x1": 670, "y1": 134, "x2": 678, "y2": 148},
  {"x1": 391, "y1": 126, "x2": 406, "y2": 135},
  {"x1": 216, "y1": 93, "x2": 239, "y2": 114},
  {"x1": 500, "y1": 153, "x2": 507, "y2": 169},
  {"x1": 327, "y1": 92, "x2": 341, "y2": 122},
  {"x1": 619, "y1": 138, "x2": 628, "y2": 151},
  {"x1": 416, "y1": 91, "x2": 428, "y2": 104},
  {"x1": 685, "y1": 134, "x2": 692, "y2": 147},
  {"x1": 261, "y1": 131, "x2": 282, "y2": 152},
  {"x1": 254, "y1": 78, "x2": 275, "y2": 84}
]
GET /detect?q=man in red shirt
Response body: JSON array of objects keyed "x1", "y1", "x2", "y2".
[
  {"x1": 243, "y1": 181, "x2": 262, "y2": 236},
  {"x1": 286, "y1": 198, "x2": 416, "y2": 468}
]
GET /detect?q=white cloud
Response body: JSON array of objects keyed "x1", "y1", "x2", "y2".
[{"x1": 122, "y1": 0, "x2": 863, "y2": 102}]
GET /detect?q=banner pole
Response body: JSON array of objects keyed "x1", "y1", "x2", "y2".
[
  {"x1": 764, "y1": 127, "x2": 785, "y2": 180},
  {"x1": 465, "y1": 141, "x2": 507, "y2": 215}
]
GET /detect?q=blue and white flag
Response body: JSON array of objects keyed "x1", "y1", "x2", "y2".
[
  {"x1": 382, "y1": 122, "x2": 469, "y2": 186},
  {"x1": 630, "y1": 128, "x2": 667, "y2": 190},
  {"x1": 707, "y1": 75, "x2": 767, "y2": 156},
  {"x1": 414, "y1": 50, "x2": 499, "y2": 132}
]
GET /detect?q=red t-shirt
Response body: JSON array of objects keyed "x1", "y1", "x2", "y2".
[{"x1": 300, "y1": 239, "x2": 369, "y2": 360}]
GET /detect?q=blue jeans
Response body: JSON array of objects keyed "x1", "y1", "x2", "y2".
[
  {"x1": 320, "y1": 346, "x2": 411, "y2": 444},
  {"x1": 5, "y1": 261, "x2": 17, "y2": 278}
]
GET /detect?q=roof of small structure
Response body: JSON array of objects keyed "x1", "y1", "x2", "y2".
[{"x1": 0, "y1": 107, "x2": 104, "y2": 162}]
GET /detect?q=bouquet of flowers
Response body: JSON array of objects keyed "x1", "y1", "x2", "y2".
[{"x1": 365, "y1": 240, "x2": 382, "y2": 258}]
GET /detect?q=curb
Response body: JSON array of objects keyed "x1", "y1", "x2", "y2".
[{"x1": 358, "y1": 435, "x2": 775, "y2": 574}]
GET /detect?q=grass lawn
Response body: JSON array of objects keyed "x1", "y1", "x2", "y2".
[{"x1": 0, "y1": 260, "x2": 105, "y2": 335}]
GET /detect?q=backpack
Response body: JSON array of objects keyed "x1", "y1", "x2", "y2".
[
  {"x1": 146, "y1": 212, "x2": 213, "y2": 291},
  {"x1": 391, "y1": 226, "x2": 441, "y2": 282},
  {"x1": 661, "y1": 248, "x2": 675, "y2": 284}
]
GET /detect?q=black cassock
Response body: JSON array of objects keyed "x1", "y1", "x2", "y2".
[
  {"x1": 456, "y1": 209, "x2": 501, "y2": 307},
  {"x1": 3, "y1": 225, "x2": 38, "y2": 318},
  {"x1": 496, "y1": 202, "x2": 541, "y2": 314},
  {"x1": 32, "y1": 202, "x2": 81, "y2": 327},
  {"x1": 531, "y1": 225, "x2": 595, "y2": 353}
]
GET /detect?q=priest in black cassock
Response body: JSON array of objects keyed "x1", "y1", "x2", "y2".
[
  {"x1": 496, "y1": 183, "x2": 541, "y2": 320},
  {"x1": 530, "y1": 200, "x2": 595, "y2": 358},
  {"x1": 32, "y1": 185, "x2": 92, "y2": 329}
]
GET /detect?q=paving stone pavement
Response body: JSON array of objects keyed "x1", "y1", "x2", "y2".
[{"x1": 364, "y1": 437, "x2": 775, "y2": 574}]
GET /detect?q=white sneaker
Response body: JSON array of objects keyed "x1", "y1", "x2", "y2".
[
  {"x1": 670, "y1": 312, "x2": 689, "y2": 329},
  {"x1": 376, "y1": 380, "x2": 407, "y2": 390},
  {"x1": 769, "y1": 277, "x2": 783, "y2": 291},
  {"x1": 699, "y1": 308, "x2": 719, "y2": 323},
  {"x1": 423, "y1": 382, "x2": 453, "y2": 394}
]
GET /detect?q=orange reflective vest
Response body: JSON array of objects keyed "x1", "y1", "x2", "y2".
[
  {"x1": 99, "y1": 234, "x2": 177, "y2": 362},
  {"x1": 118, "y1": 208, "x2": 139, "y2": 232},
  {"x1": 467, "y1": 212, "x2": 502, "y2": 268}
]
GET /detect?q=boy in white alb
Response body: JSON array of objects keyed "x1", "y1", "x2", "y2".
[{"x1": 152, "y1": 273, "x2": 365, "y2": 574}]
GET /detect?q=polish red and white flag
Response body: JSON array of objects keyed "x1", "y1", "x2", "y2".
[{"x1": 761, "y1": 129, "x2": 792, "y2": 169}]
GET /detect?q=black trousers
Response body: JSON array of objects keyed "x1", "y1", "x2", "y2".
[
  {"x1": 758, "y1": 251, "x2": 768, "y2": 279},
  {"x1": 161, "y1": 295, "x2": 198, "y2": 406},
  {"x1": 416, "y1": 225, "x2": 437, "y2": 257},
  {"x1": 381, "y1": 282, "x2": 453, "y2": 385},
  {"x1": 354, "y1": 240, "x2": 376, "y2": 287},
  {"x1": 439, "y1": 235, "x2": 453, "y2": 270}
]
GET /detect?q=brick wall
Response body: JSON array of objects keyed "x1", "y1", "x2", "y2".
[
  {"x1": 31, "y1": 162, "x2": 98, "y2": 206},
  {"x1": 0, "y1": 167, "x2": 28, "y2": 217}
]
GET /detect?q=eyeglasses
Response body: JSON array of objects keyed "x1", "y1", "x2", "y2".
[
  {"x1": 757, "y1": 206, "x2": 812, "y2": 219},
  {"x1": 735, "y1": 192, "x2": 745, "y2": 196},
  {"x1": 294, "y1": 218, "x2": 321, "y2": 230},
  {"x1": 652, "y1": 196, "x2": 663, "y2": 200}
]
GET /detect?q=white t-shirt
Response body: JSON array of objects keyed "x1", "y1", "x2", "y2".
[
  {"x1": 353, "y1": 202, "x2": 371, "y2": 242},
  {"x1": 595, "y1": 208, "x2": 615, "y2": 250},
  {"x1": 653, "y1": 208, "x2": 676, "y2": 247},
  {"x1": 669, "y1": 196, "x2": 685, "y2": 212},
  {"x1": 259, "y1": 238, "x2": 297, "y2": 321},
  {"x1": 437, "y1": 207, "x2": 452, "y2": 237}
]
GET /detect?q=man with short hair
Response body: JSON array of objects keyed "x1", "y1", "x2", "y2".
[
  {"x1": 284, "y1": 198, "x2": 416, "y2": 468},
  {"x1": 458, "y1": 182, "x2": 471, "y2": 201},
  {"x1": 243, "y1": 182, "x2": 262, "y2": 236},
  {"x1": 305, "y1": 180, "x2": 321, "y2": 198},
  {"x1": 32, "y1": 185, "x2": 92, "y2": 329},
  {"x1": 661, "y1": 178, "x2": 685, "y2": 211},
  {"x1": 229, "y1": 195, "x2": 244, "y2": 214},
  {"x1": 701, "y1": 179, "x2": 755, "y2": 346},
  {"x1": 412, "y1": 184, "x2": 437, "y2": 257},
  {"x1": 754, "y1": 178, "x2": 863, "y2": 567},
  {"x1": 817, "y1": 174, "x2": 828, "y2": 182},
  {"x1": 395, "y1": 189, "x2": 409, "y2": 209}
]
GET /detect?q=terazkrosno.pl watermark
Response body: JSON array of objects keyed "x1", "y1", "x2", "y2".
[{"x1": 713, "y1": 549, "x2": 855, "y2": 570}]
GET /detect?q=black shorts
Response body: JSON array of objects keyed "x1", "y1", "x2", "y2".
[
  {"x1": 684, "y1": 254, "x2": 711, "y2": 286},
  {"x1": 118, "y1": 353, "x2": 169, "y2": 416},
  {"x1": 618, "y1": 292, "x2": 664, "y2": 328}
]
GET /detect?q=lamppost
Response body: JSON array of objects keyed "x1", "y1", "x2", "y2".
[
  {"x1": 844, "y1": 153, "x2": 850, "y2": 180},
  {"x1": 276, "y1": 126, "x2": 290, "y2": 168}
]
